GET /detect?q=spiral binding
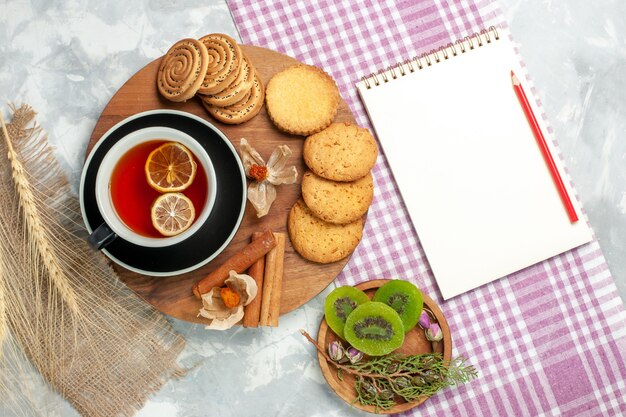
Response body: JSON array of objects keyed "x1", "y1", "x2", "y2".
[{"x1": 361, "y1": 26, "x2": 500, "y2": 89}]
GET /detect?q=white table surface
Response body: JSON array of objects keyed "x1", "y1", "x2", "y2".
[{"x1": 1, "y1": 1, "x2": 624, "y2": 416}]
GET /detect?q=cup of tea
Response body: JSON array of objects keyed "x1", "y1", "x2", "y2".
[{"x1": 87, "y1": 126, "x2": 217, "y2": 249}]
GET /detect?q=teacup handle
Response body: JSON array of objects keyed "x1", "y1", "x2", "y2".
[{"x1": 88, "y1": 223, "x2": 117, "y2": 250}]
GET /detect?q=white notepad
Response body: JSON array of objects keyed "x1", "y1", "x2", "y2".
[{"x1": 357, "y1": 28, "x2": 592, "y2": 299}]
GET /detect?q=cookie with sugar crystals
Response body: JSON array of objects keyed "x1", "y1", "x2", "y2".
[
  {"x1": 202, "y1": 70, "x2": 264, "y2": 124},
  {"x1": 157, "y1": 38, "x2": 209, "y2": 102},
  {"x1": 301, "y1": 171, "x2": 374, "y2": 224},
  {"x1": 265, "y1": 64, "x2": 339, "y2": 136},
  {"x1": 303, "y1": 122, "x2": 378, "y2": 181},
  {"x1": 288, "y1": 198, "x2": 363, "y2": 264}
]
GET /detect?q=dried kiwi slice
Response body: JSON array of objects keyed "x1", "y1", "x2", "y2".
[
  {"x1": 372, "y1": 280, "x2": 423, "y2": 334},
  {"x1": 344, "y1": 302, "x2": 404, "y2": 356},
  {"x1": 324, "y1": 286, "x2": 370, "y2": 340}
]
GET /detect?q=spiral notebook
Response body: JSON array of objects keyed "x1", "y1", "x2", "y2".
[{"x1": 357, "y1": 27, "x2": 592, "y2": 299}]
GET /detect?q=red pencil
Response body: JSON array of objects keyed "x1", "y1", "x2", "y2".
[{"x1": 511, "y1": 70, "x2": 578, "y2": 223}]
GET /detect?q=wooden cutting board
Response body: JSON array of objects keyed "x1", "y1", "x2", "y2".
[{"x1": 86, "y1": 45, "x2": 357, "y2": 324}]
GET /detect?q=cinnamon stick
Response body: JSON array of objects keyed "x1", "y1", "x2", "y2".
[
  {"x1": 192, "y1": 230, "x2": 276, "y2": 298},
  {"x1": 259, "y1": 233, "x2": 286, "y2": 327},
  {"x1": 242, "y1": 232, "x2": 266, "y2": 327}
]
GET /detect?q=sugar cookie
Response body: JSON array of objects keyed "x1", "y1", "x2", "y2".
[
  {"x1": 301, "y1": 171, "x2": 373, "y2": 224},
  {"x1": 303, "y1": 122, "x2": 378, "y2": 181},
  {"x1": 265, "y1": 64, "x2": 339, "y2": 136},
  {"x1": 288, "y1": 199, "x2": 363, "y2": 264}
]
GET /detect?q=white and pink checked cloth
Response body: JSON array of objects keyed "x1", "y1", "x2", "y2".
[{"x1": 229, "y1": 1, "x2": 626, "y2": 415}]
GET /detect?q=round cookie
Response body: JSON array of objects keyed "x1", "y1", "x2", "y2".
[
  {"x1": 303, "y1": 122, "x2": 378, "y2": 181},
  {"x1": 265, "y1": 64, "x2": 339, "y2": 136},
  {"x1": 200, "y1": 55, "x2": 253, "y2": 107},
  {"x1": 288, "y1": 199, "x2": 363, "y2": 264},
  {"x1": 301, "y1": 171, "x2": 373, "y2": 224},
  {"x1": 157, "y1": 38, "x2": 209, "y2": 102},
  {"x1": 202, "y1": 70, "x2": 264, "y2": 124},
  {"x1": 197, "y1": 33, "x2": 242, "y2": 95}
]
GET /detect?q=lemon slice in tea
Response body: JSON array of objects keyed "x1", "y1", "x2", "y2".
[
  {"x1": 145, "y1": 142, "x2": 197, "y2": 192},
  {"x1": 151, "y1": 193, "x2": 196, "y2": 236}
]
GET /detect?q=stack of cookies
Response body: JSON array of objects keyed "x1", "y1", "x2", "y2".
[
  {"x1": 288, "y1": 122, "x2": 378, "y2": 264},
  {"x1": 156, "y1": 34, "x2": 264, "y2": 125}
]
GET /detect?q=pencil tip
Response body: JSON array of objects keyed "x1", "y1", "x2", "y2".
[{"x1": 511, "y1": 70, "x2": 520, "y2": 86}]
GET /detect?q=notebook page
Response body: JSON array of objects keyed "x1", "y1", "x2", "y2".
[{"x1": 357, "y1": 33, "x2": 592, "y2": 299}]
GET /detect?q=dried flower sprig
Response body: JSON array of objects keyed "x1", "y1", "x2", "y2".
[
  {"x1": 418, "y1": 310, "x2": 431, "y2": 329},
  {"x1": 419, "y1": 308, "x2": 444, "y2": 341},
  {"x1": 426, "y1": 323, "x2": 443, "y2": 342},
  {"x1": 301, "y1": 330, "x2": 477, "y2": 411},
  {"x1": 346, "y1": 346, "x2": 364, "y2": 364},
  {"x1": 328, "y1": 340, "x2": 345, "y2": 362}
]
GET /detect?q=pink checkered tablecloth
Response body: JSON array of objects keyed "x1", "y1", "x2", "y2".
[{"x1": 228, "y1": 1, "x2": 626, "y2": 415}]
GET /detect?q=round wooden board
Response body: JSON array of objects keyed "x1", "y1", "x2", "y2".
[
  {"x1": 317, "y1": 279, "x2": 452, "y2": 414},
  {"x1": 86, "y1": 45, "x2": 357, "y2": 323}
]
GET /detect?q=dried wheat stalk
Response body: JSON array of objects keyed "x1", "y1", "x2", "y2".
[
  {"x1": 0, "y1": 105, "x2": 185, "y2": 417},
  {"x1": 1, "y1": 112, "x2": 80, "y2": 314}
]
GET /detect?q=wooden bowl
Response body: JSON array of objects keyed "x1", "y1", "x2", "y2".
[{"x1": 316, "y1": 279, "x2": 452, "y2": 414}]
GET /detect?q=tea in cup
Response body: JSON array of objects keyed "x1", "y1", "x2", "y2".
[{"x1": 88, "y1": 126, "x2": 217, "y2": 249}]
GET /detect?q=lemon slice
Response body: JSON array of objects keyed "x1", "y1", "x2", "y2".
[
  {"x1": 151, "y1": 193, "x2": 196, "y2": 236},
  {"x1": 145, "y1": 142, "x2": 197, "y2": 192}
]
